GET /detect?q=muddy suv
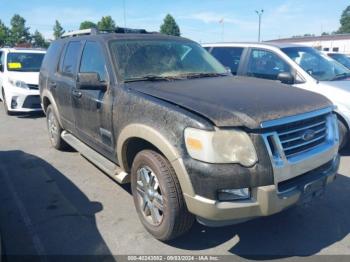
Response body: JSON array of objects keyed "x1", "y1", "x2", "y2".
[{"x1": 39, "y1": 28, "x2": 340, "y2": 241}]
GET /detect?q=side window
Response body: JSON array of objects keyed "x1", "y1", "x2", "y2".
[
  {"x1": 61, "y1": 41, "x2": 81, "y2": 77},
  {"x1": 79, "y1": 41, "x2": 107, "y2": 81},
  {"x1": 247, "y1": 49, "x2": 291, "y2": 80},
  {"x1": 211, "y1": 47, "x2": 244, "y2": 75}
]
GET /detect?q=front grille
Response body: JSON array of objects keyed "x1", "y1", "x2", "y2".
[
  {"x1": 27, "y1": 84, "x2": 39, "y2": 90},
  {"x1": 22, "y1": 95, "x2": 41, "y2": 109},
  {"x1": 275, "y1": 114, "x2": 328, "y2": 158}
]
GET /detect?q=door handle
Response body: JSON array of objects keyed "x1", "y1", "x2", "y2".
[{"x1": 72, "y1": 90, "x2": 82, "y2": 98}]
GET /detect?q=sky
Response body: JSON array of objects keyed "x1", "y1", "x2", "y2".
[{"x1": 1, "y1": 0, "x2": 349, "y2": 42}]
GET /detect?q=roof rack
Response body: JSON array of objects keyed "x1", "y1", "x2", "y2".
[
  {"x1": 61, "y1": 28, "x2": 98, "y2": 38},
  {"x1": 61, "y1": 27, "x2": 155, "y2": 38}
]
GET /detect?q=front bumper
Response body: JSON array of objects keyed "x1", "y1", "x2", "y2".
[
  {"x1": 184, "y1": 155, "x2": 339, "y2": 226},
  {"x1": 4, "y1": 87, "x2": 42, "y2": 112}
]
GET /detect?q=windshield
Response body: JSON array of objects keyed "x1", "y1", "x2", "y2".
[
  {"x1": 281, "y1": 47, "x2": 350, "y2": 81},
  {"x1": 328, "y1": 53, "x2": 350, "y2": 69},
  {"x1": 7, "y1": 52, "x2": 45, "y2": 72},
  {"x1": 109, "y1": 39, "x2": 227, "y2": 81}
]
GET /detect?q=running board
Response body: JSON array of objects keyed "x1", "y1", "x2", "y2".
[{"x1": 61, "y1": 131, "x2": 130, "y2": 184}]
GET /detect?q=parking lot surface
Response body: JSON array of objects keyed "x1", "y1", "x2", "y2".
[{"x1": 0, "y1": 104, "x2": 349, "y2": 260}]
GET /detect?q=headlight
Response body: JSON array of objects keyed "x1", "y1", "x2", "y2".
[
  {"x1": 8, "y1": 78, "x2": 29, "y2": 90},
  {"x1": 184, "y1": 128, "x2": 258, "y2": 167}
]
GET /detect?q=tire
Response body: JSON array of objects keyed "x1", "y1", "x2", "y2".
[
  {"x1": 338, "y1": 119, "x2": 349, "y2": 150},
  {"x1": 46, "y1": 105, "x2": 68, "y2": 150},
  {"x1": 131, "y1": 150, "x2": 194, "y2": 241},
  {"x1": 2, "y1": 90, "x2": 13, "y2": 116}
]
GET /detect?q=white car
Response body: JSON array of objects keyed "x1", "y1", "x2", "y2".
[
  {"x1": 0, "y1": 48, "x2": 46, "y2": 115},
  {"x1": 204, "y1": 42, "x2": 350, "y2": 148}
]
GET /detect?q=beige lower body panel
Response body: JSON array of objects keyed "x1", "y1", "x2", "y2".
[{"x1": 184, "y1": 173, "x2": 336, "y2": 223}]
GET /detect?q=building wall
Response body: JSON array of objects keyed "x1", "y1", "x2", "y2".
[{"x1": 292, "y1": 39, "x2": 350, "y2": 54}]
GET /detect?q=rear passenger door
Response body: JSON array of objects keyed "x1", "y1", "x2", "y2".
[
  {"x1": 56, "y1": 41, "x2": 83, "y2": 131},
  {"x1": 209, "y1": 47, "x2": 245, "y2": 75},
  {"x1": 72, "y1": 41, "x2": 114, "y2": 156}
]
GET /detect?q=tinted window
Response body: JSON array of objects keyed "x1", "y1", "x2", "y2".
[
  {"x1": 61, "y1": 41, "x2": 81, "y2": 76},
  {"x1": 211, "y1": 47, "x2": 244, "y2": 75},
  {"x1": 80, "y1": 41, "x2": 107, "y2": 81},
  {"x1": 0, "y1": 51, "x2": 4, "y2": 71},
  {"x1": 42, "y1": 42, "x2": 63, "y2": 72},
  {"x1": 247, "y1": 49, "x2": 291, "y2": 80}
]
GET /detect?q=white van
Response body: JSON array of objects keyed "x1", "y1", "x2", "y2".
[
  {"x1": 204, "y1": 42, "x2": 350, "y2": 148},
  {"x1": 0, "y1": 48, "x2": 46, "y2": 115}
]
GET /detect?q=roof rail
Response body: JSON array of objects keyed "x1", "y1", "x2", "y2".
[
  {"x1": 61, "y1": 28, "x2": 98, "y2": 38},
  {"x1": 60, "y1": 27, "x2": 156, "y2": 39}
]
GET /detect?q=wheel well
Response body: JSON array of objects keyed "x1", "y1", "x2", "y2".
[
  {"x1": 123, "y1": 137, "x2": 162, "y2": 172},
  {"x1": 42, "y1": 96, "x2": 51, "y2": 113},
  {"x1": 336, "y1": 112, "x2": 349, "y2": 131}
]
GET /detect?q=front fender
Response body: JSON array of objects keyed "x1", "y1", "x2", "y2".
[{"x1": 117, "y1": 124, "x2": 195, "y2": 196}]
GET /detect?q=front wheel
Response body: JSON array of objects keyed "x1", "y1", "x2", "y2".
[
  {"x1": 131, "y1": 150, "x2": 194, "y2": 241},
  {"x1": 46, "y1": 105, "x2": 68, "y2": 150}
]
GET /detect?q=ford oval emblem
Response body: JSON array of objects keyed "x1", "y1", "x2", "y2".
[{"x1": 302, "y1": 129, "x2": 316, "y2": 141}]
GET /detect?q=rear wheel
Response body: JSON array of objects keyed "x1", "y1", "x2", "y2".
[
  {"x1": 338, "y1": 119, "x2": 349, "y2": 150},
  {"x1": 46, "y1": 105, "x2": 68, "y2": 150},
  {"x1": 131, "y1": 150, "x2": 194, "y2": 241}
]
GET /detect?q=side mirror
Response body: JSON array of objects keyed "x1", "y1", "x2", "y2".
[
  {"x1": 77, "y1": 72, "x2": 107, "y2": 91},
  {"x1": 0, "y1": 64, "x2": 3, "y2": 72},
  {"x1": 277, "y1": 72, "x2": 294, "y2": 85}
]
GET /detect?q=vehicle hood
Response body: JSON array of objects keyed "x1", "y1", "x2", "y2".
[
  {"x1": 6, "y1": 71, "x2": 40, "y2": 85},
  {"x1": 319, "y1": 79, "x2": 350, "y2": 92},
  {"x1": 315, "y1": 80, "x2": 350, "y2": 112},
  {"x1": 126, "y1": 76, "x2": 332, "y2": 129}
]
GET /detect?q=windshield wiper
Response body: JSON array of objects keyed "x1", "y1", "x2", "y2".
[
  {"x1": 332, "y1": 73, "x2": 350, "y2": 81},
  {"x1": 124, "y1": 75, "x2": 185, "y2": 83},
  {"x1": 180, "y1": 72, "x2": 228, "y2": 79}
]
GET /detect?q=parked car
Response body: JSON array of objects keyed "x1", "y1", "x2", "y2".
[
  {"x1": 326, "y1": 52, "x2": 350, "y2": 69},
  {"x1": 40, "y1": 28, "x2": 339, "y2": 241},
  {"x1": 0, "y1": 48, "x2": 46, "y2": 115},
  {"x1": 204, "y1": 43, "x2": 350, "y2": 149}
]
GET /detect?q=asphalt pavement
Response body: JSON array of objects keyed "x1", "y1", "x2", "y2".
[{"x1": 0, "y1": 103, "x2": 349, "y2": 261}]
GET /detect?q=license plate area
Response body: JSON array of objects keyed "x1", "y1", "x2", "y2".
[{"x1": 300, "y1": 178, "x2": 326, "y2": 204}]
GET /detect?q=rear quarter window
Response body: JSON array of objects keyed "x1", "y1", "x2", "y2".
[{"x1": 41, "y1": 42, "x2": 63, "y2": 73}]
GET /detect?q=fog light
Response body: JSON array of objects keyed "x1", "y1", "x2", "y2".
[
  {"x1": 218, "y1": 188, "x2": 250, "y2": 201},
  {"x1": 11, "y1": 97, "x2": 18, "y2": 109}
]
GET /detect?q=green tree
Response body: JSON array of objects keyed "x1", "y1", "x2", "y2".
[
  {"x1": 53, "y1": 20, "x2": 65, "y2": 39},
  {"x1": 32, "y1": 30, "x2": 48, "y2": 48},
  {"x1": 338, "y1": 5, "x2": 350, "y2": 33},
  {"x1": 97, "y1": 16, "x2": 116, "y2": 31},
  {"x1": 0, "y1": 20, "x2": 9, "y2": 46},
  {"x1": 160, "y1": 14, "x2": 180, "y2": 36},
  {"x1": 9, "y1": 14, "x2": 31, "y2": 45},
  {"x1": 80, "y1": 21, "x2": 97, "y2": 30}
]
